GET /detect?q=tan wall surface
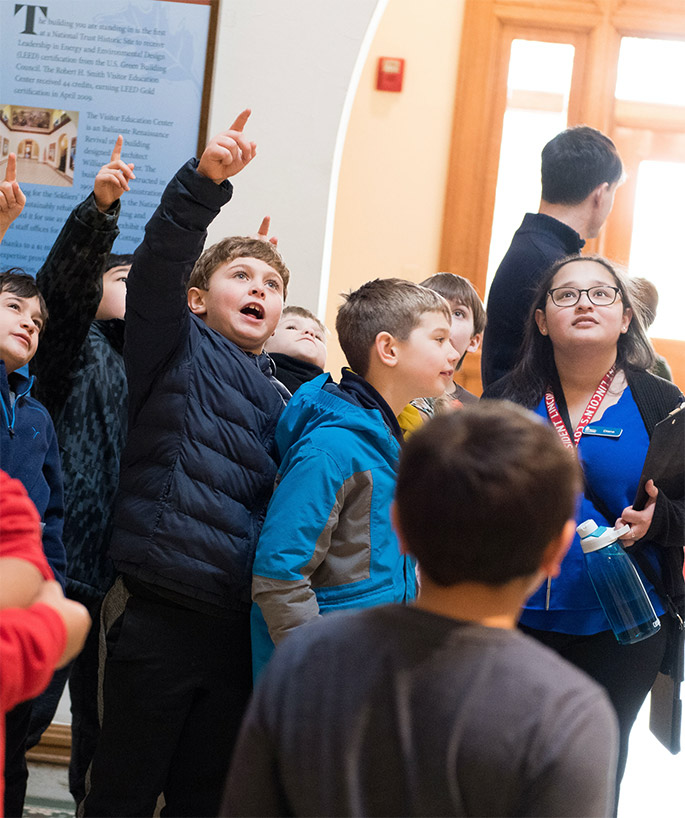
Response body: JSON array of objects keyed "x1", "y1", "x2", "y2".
[{"x1": 325, "y1": 0, "x2": 465, "y2": 375}]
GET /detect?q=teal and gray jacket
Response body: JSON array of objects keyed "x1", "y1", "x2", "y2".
[{"x1": 251, "y1": 371, "x2": 417, "y2": 676}]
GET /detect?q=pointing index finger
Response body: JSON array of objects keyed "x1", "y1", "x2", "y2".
[
  {"x1": 5, "y1": 153, "x2": 16, "y2": 183},
  {"x1": 228, "y1": 109, "x2": 251, "y2": 133},
  {"x1": 110, "y1": 135, "x2": 123, "y2": 162}
]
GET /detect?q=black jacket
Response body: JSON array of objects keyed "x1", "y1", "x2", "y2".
[
  {"x1": 109, "y1": 160, "x2": 287, "y2": 613},
  {"x1": 33, "y1": 193, "x2": 124, "y2": 603},
  {"x1": 481, "y1": 213, "x2": 584, "y2": 388}
]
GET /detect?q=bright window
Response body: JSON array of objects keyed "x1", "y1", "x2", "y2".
[
  {"x1": 616, "y1": 38, "x2": 685, "y2": 107},
  {"x1": 486, "y1": 40, "x2": 575, "y2": 292},
  {"x1": 629, "y1": 160, "x2": 685, "y2": 341}
]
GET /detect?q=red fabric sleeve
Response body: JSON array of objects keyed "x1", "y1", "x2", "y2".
[
  {"x1": 0, "y1": 603, "x2": 66, "y2": 714},
  {"x1": 0, "y1": 471, "x2": 53, "y2": 579}
]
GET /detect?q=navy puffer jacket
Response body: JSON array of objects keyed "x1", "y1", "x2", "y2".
[{"x1": 109, "y1": 160, "x2": 286, "y2": 612}]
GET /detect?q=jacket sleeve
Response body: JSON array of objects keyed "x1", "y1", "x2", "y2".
[
  {"x1": 641, "y1": 387, "x2": 684, "y2": 550},
  {"x1": 252, "y1": 447, "x2": 345, "y2": 645},
  {"x1": 0, "y1": 471, "x2": 52, "y2": 579},
  {"x1": 124, "y1": 159, "x2": 232, "y2": 422},
  {"x1": 0, "y1": 604, "x2": 66, "y2": 715},
  {"x1": 644, "y1": 486, "x2": 684, "y2": 550},
  {"x1": 33, "y1": 193, "x2": 120, "y2": 415},
  {"x1": 40, "y1": 422, "x2": 66, "y2": 589}
]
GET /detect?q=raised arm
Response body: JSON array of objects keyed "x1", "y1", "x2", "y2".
[
  {"x1": 33, "y1": 137, "x2": 134, "y2": 414},
  {"x1": 0, "y1": 154, "x2": 26, "y2": 245},
  {"x1": 124, "y1": 111, "x2": 256, "y2": 418}
]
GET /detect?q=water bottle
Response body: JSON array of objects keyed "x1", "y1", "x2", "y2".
[{"x1": 577, "y1": 519, "x2": 661, "y2": 645}]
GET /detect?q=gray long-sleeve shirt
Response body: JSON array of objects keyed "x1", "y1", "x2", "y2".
[{"x1": 224, "y1": 604, "x2": 618, "y2": 817}]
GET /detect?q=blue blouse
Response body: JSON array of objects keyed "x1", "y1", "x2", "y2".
[{"x1": 521, "y1": 386, "x2": 665, "y2": 634}]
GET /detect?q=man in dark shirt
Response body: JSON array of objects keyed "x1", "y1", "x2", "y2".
[
  {"x1": 481, "y1": 126, "x2": 623, "y2": 387},
  {"x1": 222, "y1": 403, "x2": 618, "y2": 818}
]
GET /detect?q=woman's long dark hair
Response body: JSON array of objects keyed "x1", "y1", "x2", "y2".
[{"x1": 500, "y1": 254, "x2": 656, "y2": 407}]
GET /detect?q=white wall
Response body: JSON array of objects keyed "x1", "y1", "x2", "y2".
[
  {"x1": 205, "y1": 0, "x2": 383, "y2": 310},
  {"x1": 325, "y1": 0, "x2": 466, "y2": 372}
]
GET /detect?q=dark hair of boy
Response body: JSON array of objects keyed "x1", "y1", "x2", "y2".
[
  {"x1": 0, "y1": 270, "x2": 48, "y2": 331},
  {"x1": 281, "y1": 305, "x2": 326, "y2": 336},
  {"x1": 541, "y1": 126, "x2": 623, "y2": 205},
  {"x1": 396, "y1": 402, "x2": 581, "y2": 586},
  {"x1": 188, "y1": 236, "x2": 290, "y2": 298},
  {"x1": 420, "y1": 273, "x2": 486, "y2": 335},
  {"x1": 105, "y1": 253, "x2": 134, "y2": 271},
  {"x1": 336, "y1": 278, "x2": 450, "y2": 376}
]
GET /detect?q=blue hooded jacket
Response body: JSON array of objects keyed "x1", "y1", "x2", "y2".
[
  {"x1": 0, "y1": 362, "x2": 66, "y2": 586},
  {"x1": 252, "y1": 373, "x2": 417, "y2": 675}
]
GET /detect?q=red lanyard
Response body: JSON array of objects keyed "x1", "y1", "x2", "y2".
[{"x1": 544, "y1": 366, "x2": 616, "y2": 449}]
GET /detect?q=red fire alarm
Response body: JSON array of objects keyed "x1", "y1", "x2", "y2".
[{"x1": 376, "y1": 57, "x2": 405, "y2": 92}]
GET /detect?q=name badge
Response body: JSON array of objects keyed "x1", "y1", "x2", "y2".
[{"x1": 582, "y1": 424, "x2": 623, "y2": 439}]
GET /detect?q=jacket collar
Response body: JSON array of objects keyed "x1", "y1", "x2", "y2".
[{"x1": 520, "y1": 212, "x2": 585, "y2": 252}]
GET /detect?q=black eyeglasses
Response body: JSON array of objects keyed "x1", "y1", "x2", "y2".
[{"x1": 547, "y1": 286, "x2": 621, "y2": 308}]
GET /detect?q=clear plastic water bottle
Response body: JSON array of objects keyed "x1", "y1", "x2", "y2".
[{"x1": 577, "y1": 519, "x2": 661, "y2": 645}]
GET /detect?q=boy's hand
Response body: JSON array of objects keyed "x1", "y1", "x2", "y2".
[
  {"x1": 253, "y1": 216, "x2": 278, "y2": 246},
  {"x1": 0, "y1": 154, "x2": 26, "y2": 240},
  {"x1": 93, "y1": 135, "x2": 136, "y2": 213},
  {"x1": 197, "y1": 109, "x2": 256, "y2": 184},
  {"x1": 34, "y1": 580, "x2": 91, "y2": 668}
]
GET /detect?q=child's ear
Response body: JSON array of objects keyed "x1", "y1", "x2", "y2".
[
  {"x1": 374, "y1": 331, "x2": 400, "y2": 368},
  {"x1": 467, "y1": 332, "x2": 483, "y2": 354},
  {"x1": 539, "y1": 519, "x2": 575, "y2": 579},
  {"x1": 390, "y1": 502, "x2": 409, "y2": 555},
  {"x1": 187, "y1": 287, "x2": 207, "y2": 316}
]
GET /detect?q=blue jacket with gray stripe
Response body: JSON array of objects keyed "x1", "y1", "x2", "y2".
[{"x1": 251, "y1": 373, "x2": 417, "y2": 675}]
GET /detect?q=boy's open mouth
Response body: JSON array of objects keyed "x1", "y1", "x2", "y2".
[{"x1": 241, "y1": 304, "x2": 264, "y2": 320}]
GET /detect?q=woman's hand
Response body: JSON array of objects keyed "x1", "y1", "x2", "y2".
[{"x1": 616, "y1": 479, "x2": 658, "y2": 546}]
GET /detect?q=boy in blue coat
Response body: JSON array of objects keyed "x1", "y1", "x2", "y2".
[
  {"x1": 251, "y1": 278, "x2": 458, "y2": 675},
  {"x1": 0, "y1": 154, "x2": 69, "y2": 817},
  {"x1": 0, "y1": 274, "x2": 66, "y2": 816},
  {"x1": 81, "y1": 111, "x2": 290, "y2": 818}
]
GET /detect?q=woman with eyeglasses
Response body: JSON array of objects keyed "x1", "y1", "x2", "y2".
[{"x1": 484, "y1": 254, "x2": 684, "y2": 809}]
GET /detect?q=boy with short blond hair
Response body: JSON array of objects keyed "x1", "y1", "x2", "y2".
[
  {"x1": 81, "y1": 111, "x2": 290, "y2": 818},
  {"x1": 251, "y1": 277, "x2": 458, "y2": 675},
  {"x1": 264, "y1": 305, "x2": 327, "y2": 393}
]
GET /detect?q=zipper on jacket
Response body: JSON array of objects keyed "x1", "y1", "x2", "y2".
[
  {"x1": 1, "y1": 375, "x2": 34, "y2": 438},
  {"x1": 545, "y1": 576, "x2": 551, "y2": 611}
]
